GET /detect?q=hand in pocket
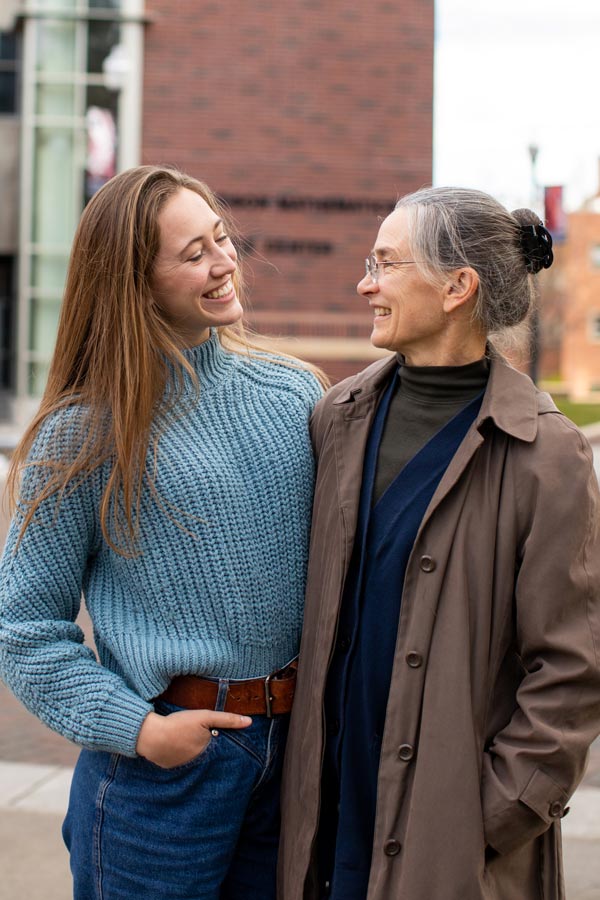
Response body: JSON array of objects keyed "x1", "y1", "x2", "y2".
[{"x1": 136, "y1": 708, "x2": 252, "y2": 768}]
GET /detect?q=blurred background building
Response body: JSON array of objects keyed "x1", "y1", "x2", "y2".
[
  {"x1": 0, "y1": 0, "x2": 434, "y2": 421},
  {"x1": 540, "y1": 178, "x2": 600, "y2": 399}
]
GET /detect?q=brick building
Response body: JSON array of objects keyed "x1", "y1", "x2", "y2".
[
  {"x1": 0, "y1": 0, "x2": 433, "y2": 409},
  {"x1": 540, "y1": 197, "x2": 600, "y2": 398},
  {"x1": 557, "y1": 206, "x2": 600, "y2": 398},
  {"x1": 142, "y1": 0, "x2": 434, "y2": 381}
]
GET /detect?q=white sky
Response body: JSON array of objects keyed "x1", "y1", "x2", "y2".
[{"x1": 434, "y1": 0, "x2": 600, "y2": 213}]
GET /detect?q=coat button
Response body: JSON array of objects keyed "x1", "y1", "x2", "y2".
[
  {"x1": 549, "y1": 801, "x2": 564, "y2": 818},
  {"x1": 384, "y1": 839, "x2": 401, "y2": 857},
  {"x1": 419, "y1": 555, "x2": 436, "y2": 572},
  {"x1": 406, "y1": 651, "x2": 423, "y2": 668},
  {"x1": 397, "y1": 743, "x2": 414, "y2": 761}
]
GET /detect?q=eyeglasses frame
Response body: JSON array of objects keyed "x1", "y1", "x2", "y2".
[{"x1": 364, "y1": 254, "x2": 419, "y2": 284}]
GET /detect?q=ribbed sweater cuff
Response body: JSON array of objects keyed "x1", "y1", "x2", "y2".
[{"x1": 89, "y1": 686, "x2": 154, "y2": 757}]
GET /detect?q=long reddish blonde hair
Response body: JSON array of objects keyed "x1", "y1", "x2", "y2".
[{"x1": 8, "y1": 165, "x2": 327, "y2": 554}]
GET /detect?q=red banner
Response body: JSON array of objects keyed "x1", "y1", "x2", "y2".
[{"x1": 544, "y1": 186, "x2": 567, "y2": 243}]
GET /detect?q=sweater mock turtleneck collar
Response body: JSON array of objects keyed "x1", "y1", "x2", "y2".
[
  {"x1": 372, "y1": 355, "x2": 490, "y2": 505},
  {"x1": 178, "y1": 329, "x2": 237, "y2": 390},
  {"x1": 396, "y1": 355, "x2": 490, "y2": 406}
]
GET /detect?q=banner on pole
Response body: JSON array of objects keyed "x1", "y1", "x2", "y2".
[{"x1": 544, "y1": 186, "x2": 567, "y2": 243}]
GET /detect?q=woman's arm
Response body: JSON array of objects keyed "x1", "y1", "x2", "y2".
[
  {"x1": 482, "y1": 414, "x2": 600, "y2": 854},
  {"x1": 0, "y1": 419, "x2": 153, "y2": 757}
]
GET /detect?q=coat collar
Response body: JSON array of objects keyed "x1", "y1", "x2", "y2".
[
  {"x1": 476, "y1": 352, "x2": 546, "y2": 443},
  {"x1": 331, "y1": 350, "x2": 548, "y2": 443},
  {"x1": 332, "y1": 356, "x2": 397, "y2": 407}
]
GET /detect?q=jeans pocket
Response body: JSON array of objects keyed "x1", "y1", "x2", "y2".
[
  {"x1": 219, "y1": 716, "x2": 288, "y2": 774},
  {"x1": 145, "y1": 699, "x2": 217, "y2": 773},
  {"x1": 219, "y1": 728, "x2": 263, "y2": 766},
  {"x1": 137, "y1": 734, "x2": 216, "y2": 775}
]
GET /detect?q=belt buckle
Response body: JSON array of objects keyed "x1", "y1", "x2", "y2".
[{"x1": 264, "y1": 673, "x2": 274, "y2": 718}]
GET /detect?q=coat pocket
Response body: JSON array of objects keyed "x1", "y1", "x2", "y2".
[
  {"x1": 482, "y1": 763, "x2": 569, "y2": 855},
  {"x1": 483, "y1": 837, "x2": 543, "y2": 900}
]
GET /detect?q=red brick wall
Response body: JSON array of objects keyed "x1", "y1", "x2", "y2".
[
  {"x1": 142, "y1": 0, "x2": 433, "y2": 380},
  {"x1": 559, "y1": 213, "x2": 600, "y2": 397}
]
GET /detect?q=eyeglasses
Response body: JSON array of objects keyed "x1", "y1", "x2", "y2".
[{"x1": 364, "y1": 253, "x2": 418, "y2": 284}]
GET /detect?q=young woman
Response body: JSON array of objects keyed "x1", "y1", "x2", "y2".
[{"x1": 0, "y1": 165, "x2": 324, "y2": 899}]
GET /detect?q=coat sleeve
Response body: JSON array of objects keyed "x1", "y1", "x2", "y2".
[
  {"x1": 308, "y1": 378, "x2": 351, "y2": 459},
  {"x1": 481, "y1": 413, "x2": 600, "y2": 855},
  {"x1": 309, "y1": 398, "x2": 331, "y2": 459},
  {"x1": 0, "y1": 414, "x2": 153, "y2": 756}
]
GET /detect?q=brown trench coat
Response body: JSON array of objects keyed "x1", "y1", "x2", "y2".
[{"x1": 279, "y1": 353, "x2": 600, "y2": 900}]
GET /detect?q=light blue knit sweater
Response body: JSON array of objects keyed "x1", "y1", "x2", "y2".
[{"x1": 0, "y1": 332, "x2": 322, "y2": 757}]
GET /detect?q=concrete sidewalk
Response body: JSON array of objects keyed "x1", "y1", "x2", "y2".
[
  {"x1": 1, "y1": 757, "x2": 600, "y2": 899},
  {"x1": 0, "y1": 810, "x2": 69, "y2": 900},
  {"x1": 0, "y1": 762, "x2": 72, "y2": 899}
]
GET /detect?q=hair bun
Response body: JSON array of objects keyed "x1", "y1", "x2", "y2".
[{"x1": 511, "y1": 208, "x2": 554, "y2": 274}]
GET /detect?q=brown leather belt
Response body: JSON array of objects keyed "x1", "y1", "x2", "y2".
[{"x1": 157, "y1": 660, "x2": 297, "y2": 717}]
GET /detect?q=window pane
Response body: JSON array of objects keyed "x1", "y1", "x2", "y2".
[
  {"x1": 87, "y1": 20, "x2": 120, "y2": 74},
  {"x1": 36, "y1": 83, "x2": 76, "y2": 116},
  {"x1": 36, "y1": 21, "x2": 76, "y2": 73},
  {"x1": 32, "y1": 255, "x2": 69, "y2": 293},
  {"x1": 30, "y1": 299, "x2": 61, "y2": 356},
  {"x1": 28, "y1": 362, "x2": 51, "y2": 397},
  {"x1": 0, "y1": 32, "x2": 18, "y2": 61},
  {"x1": 32, "y1": 128, "x2": 77, "y2": 244},
  {"x1": 85, "y1": 87, "x2": 118, "y2": 203},
  {"x1": 86, "y1": 83, "x2": 119, "y2": 118},
  {"x1": 0, "y1": 72, "x2": 16, "y2": 113},
  {"x1": 0, "y1": 256, "x2": 14, "y2": 390},
  {"x1": 35, "y1": 0, "x2": 77, "y2": 9}
]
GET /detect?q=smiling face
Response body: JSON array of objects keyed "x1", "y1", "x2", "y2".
[
  {"x1": 357, "y1": 207, "x2": 451, "y2": 364},
  {"x1": 151, "y1": 188, "x2": 242, "y2": 346}
]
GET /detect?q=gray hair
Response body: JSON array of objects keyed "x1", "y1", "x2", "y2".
[{"x1": 395, "y1": 186, "x2": 543, "y2": 334}]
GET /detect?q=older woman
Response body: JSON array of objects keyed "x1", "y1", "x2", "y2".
[{"x1": 278, "y1": 186, "x2": 600, "y2": 900}]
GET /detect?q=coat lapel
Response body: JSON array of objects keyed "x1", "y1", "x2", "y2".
[
  {"x1": 415, "y1": 355, "x2": 542, "y2": 537},
  {"x1": 331, "y1": 357, "x2": 397, "y2": 554}
]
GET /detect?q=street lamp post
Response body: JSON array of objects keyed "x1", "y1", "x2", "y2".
[{"x1": 528, "y1": 143, "x2": 540, "y2": 385}]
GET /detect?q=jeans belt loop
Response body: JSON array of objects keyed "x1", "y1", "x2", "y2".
[{"x1": 216, "y1": 679, "x2": 229, "y2": 712}]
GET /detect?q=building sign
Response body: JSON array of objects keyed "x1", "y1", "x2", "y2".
[{"x1": 221, "y1": 194, "x2": 394, "y2": 216}]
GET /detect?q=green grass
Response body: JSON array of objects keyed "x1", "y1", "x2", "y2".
[{"x1": 553, "y1": 399, "x2": 600, "y2": 427}]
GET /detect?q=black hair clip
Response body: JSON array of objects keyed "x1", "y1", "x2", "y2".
[{"x1": 519, "y1": 224, "x2": 554, "y2": 274}]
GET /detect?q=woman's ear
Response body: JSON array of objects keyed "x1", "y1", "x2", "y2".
[{"x1": 442, "y1": 268, "x2": 479, "y2": 313}]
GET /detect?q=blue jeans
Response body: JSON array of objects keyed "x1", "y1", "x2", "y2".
[{"x1": 62, "y1": 705, "x2": 288, "y2": 899}]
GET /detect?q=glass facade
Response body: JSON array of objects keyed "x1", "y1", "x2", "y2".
[
  {"x1": 0, "y1": 257, "x2": 15, "y2": 389},
  {"x1": 0, "y1": 30, "x2": 19, "y2": 114},
  {"x1": 0, "y1": 29, "x2": 19, "y2": 394},
  {"x1": 17, "y1": 0, "x2": 143, "y2": 396}
]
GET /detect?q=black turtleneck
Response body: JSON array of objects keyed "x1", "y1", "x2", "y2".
[{"x1": 372, "y1": 356, "x2": 490, "y2": 505}]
